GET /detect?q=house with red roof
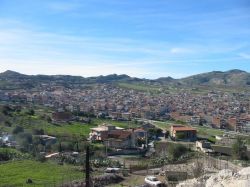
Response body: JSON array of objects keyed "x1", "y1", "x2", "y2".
[
  {"x1": 89, "y1": 124, "x2": 136, "y2": 149},
  {"x1": 170, "y1": 125, "x2": 197, "y2": 141}
]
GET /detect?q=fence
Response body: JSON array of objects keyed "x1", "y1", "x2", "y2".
[{"x1": 202, "y1": 155, "x2": 242, "y2": 172}]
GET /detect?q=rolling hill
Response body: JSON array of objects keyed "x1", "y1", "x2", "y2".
[
  {"x1": 179, "y1": 69, "x2": 250, "y2": 86},
  {"x1": 0, "y1": 69, "x2": 250, "y2": 90}
]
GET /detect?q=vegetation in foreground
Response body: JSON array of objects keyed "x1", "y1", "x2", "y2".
[
  {"x1": 0, "y1": 160, "x2": 83, "y2": 187},
  {"x1": 0, "y1": 103, "x2": 249, "y2": 187}
]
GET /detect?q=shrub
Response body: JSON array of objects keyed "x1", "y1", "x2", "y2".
[
  {"x1": 232, "y1": 137, "x2": 248, "y2": 160},
  {"x1": 35, "y1": 154, "x2": 46, "y2": 162},
  {"x1": 167, "y1": 144, "x2": 188, "y2": 161},
  {"x1": 12, "y1": 126, "x2": 24, "y2": 134},
  {"x1": 4, "y1": 120, "x2": 12, "y2": 127},
  {"x1": 26, "y1": 109, "x2": 35, "y2": 115},
  {"x1": 0, "y1": 148, "x2": 31, "y2": 161},
  {"x1": 32, "y1": 128, "x2": 44, "y2": 135},
  {"x1": 2, "y1": 105, "x2": 12, "y2": 116}
]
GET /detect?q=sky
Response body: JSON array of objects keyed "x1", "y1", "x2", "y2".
[{"x1": 0, "y1": 0, "x2": 249, "y2": 79}]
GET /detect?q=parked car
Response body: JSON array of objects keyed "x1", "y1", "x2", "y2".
[
  {"x1": 144, "y1": 176, "x2": 163, "y2": 187},
  {"x1": 105, "y1": 167, "x2": 120, "y2": 173}
]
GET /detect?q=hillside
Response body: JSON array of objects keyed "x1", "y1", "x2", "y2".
[
  {"x1": 0, "y1": 70, "x2": 140, "y2": 90},
  {"x1": 179, "y1": 69, "x2": 250, "y2": 87},
  {"x1": 0, "y1": 69, "x2": 250, "y2": 90}
]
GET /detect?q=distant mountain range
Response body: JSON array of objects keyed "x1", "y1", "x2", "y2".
[{"x1": 0, "y1": 69, "x2": 250, "y2": 90}]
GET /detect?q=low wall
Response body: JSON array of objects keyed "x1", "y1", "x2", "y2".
[{"x1": 108, "y1": 148, "x2": 146, "y2": 156}]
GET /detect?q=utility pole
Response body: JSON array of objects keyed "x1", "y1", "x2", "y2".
[
  {"x1": 105, "y1": 140, "x2": 109, "y2": 157},
  {"x1": 85, "y1": 146, "x2": 90, "y2": 187}
]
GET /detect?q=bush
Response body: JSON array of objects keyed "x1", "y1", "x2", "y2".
[
  {"x1": 26, "y1": 109, "x2": 35, "y2": 115},
  {"x1": 0, "y1": 148, "x2": 31, "y2": 161},
  {"x1": 18, "y1": 132, "x2": 33, "y2": 144},
  {"x1": 61, "y1": 141, "x2": 75, "y2": 151},
  {"x1": 16, "y1": 132, "x2": 33, "y2": 152},
  {"x1": 36, "y1": 154, "x2": 46, "y2": 162},
  {"x1": 2, "y1": 105, "x2": 12, "y2": 116},
  {"x1": 12, "y1": 126, "x2": 24, "y2": 134},
  {"x1": 4, "y1": 120, "x2": 12, "y2": 127},
  {"x1": 32, "y1": 128, "x2": 44, "y2": 135},
  {"x1": 232, "y1": 137, "x2": 248, "y2": 160},
  {"x1": 167, "y1": 144, "x2": 188, "y2": 161}
]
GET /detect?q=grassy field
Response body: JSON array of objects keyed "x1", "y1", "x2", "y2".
[
  {"x1": 0, "y1": 160, "x2": 83, "y2": 187},
  {"x1": 118, "y1": 82, "x2": 161, "y2": 93},
  {"x1": 42, "y1": 118, "x2": 139, "y2": 137},
  {"x1": 192, "y1": 125, "x2": 224, "y2": 142},
  {"x1": 93, "y1": 118, "x2": 139, "y2": 129},
  {"x1": 152, "y1": 120, "x2": 173, "y2": 130},
  {"x1": 0, "y1": 109, "x2": 140, "y2": 139},
  {"x1": 194, "y1": 126, "x2": 224, "y2": 136},
  {"x1": 44, "y1": 122, "x2": 97, "y2": 137},
  {"x1": 0, "y1": 116, "x2": 97, "y2": 138}
]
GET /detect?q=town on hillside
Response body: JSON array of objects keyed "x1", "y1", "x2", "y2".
[
  {"x1": 0, "y1": 72, "x2": 250, "y2": 186},
  {"x1": 1, "y1": 82, "x2": 250, "y2": 133}
]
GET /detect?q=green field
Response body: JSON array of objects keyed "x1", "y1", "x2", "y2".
[
  {"x1": 44, "y1": 122, "x2": 97, "y2": 137},
  {"x1": 194, "y1": 126, "x2": 224, "y2": 136},
  {"x1": 0, "y1": 116, "x2": 97, "y2": 138},
  {"x1": 42, "y1": 118, "x2": 138, "y2": 137},
  {"x1": 0, "y1": 160, "x2": 83, "y2": 186},
  {"x1": 93, "y1": 118, "x2": 139, "y2": 129},
  {"x1": 193, "y1": 125, "x2": 224, "y2": 142},
  {"x1": 0, "y1": 109, "x2": 140, "y2": 139},
  {"x1": 117, "y1": 82, "x2": 161, "y2": 93},
  {"x1": 152, "y1": 120, "x2": 173, "y2": 130}
]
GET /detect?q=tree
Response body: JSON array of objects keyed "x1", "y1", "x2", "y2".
[
  {"x1": 232, "y1": 137, "x2": 248, "y2": 160},
  {"x1": 12, "y1": 125, "x2": 24, "y2": 134},
  {"x1": 32, "y1": 128, "x2": 44, "y2": 135},
  {"x1": 4, "y1": 120, "x2": 12, "y2": 127},
  {"x1": 46, "y1": 116, "x2": 52, "y2": 123},
  {"x1": 148, "y1": 128, "x2": 163, "y2": 138},
  {"x1": 16, "y1": 132, "x2": 33, "y2": 152},
  {"x1": 58, "y1": 142, "x2": 62, "y2": 152},
  {"x1": 2, "y1": 105, "x2": 12, "y2": 116},
  {"x1": 35, "y1": 153, "x2": 46, "y2": 162},
  {"x1": 26, "y1": 109, "x2": 35, "y2": 115}
]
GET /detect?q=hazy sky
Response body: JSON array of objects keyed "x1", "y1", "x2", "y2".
[{"x1": 0, "y1": 0, "x2": 249, "y2": 78}]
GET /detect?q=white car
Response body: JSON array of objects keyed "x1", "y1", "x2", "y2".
[
  {"x1": 105, "y1": 167, "x2": 120, "y2": 173},
  {"x1": 145, "y1": 176, "x2": 162, "y2": 187}
]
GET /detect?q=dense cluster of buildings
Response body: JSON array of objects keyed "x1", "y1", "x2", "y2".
[{"x1": 1, "y1": 84, "x2": 250, "y2": 132}]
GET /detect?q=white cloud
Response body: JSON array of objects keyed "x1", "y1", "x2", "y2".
[
  {"x1": 238, "y1": 53, "x2": 250, "y2": 60},
  {"x1": 47, "y1": 1, "x2": 83, "y2": 12},
  {"x1": 170, "y1": 47, "x2": 193, "y2": 54}
]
